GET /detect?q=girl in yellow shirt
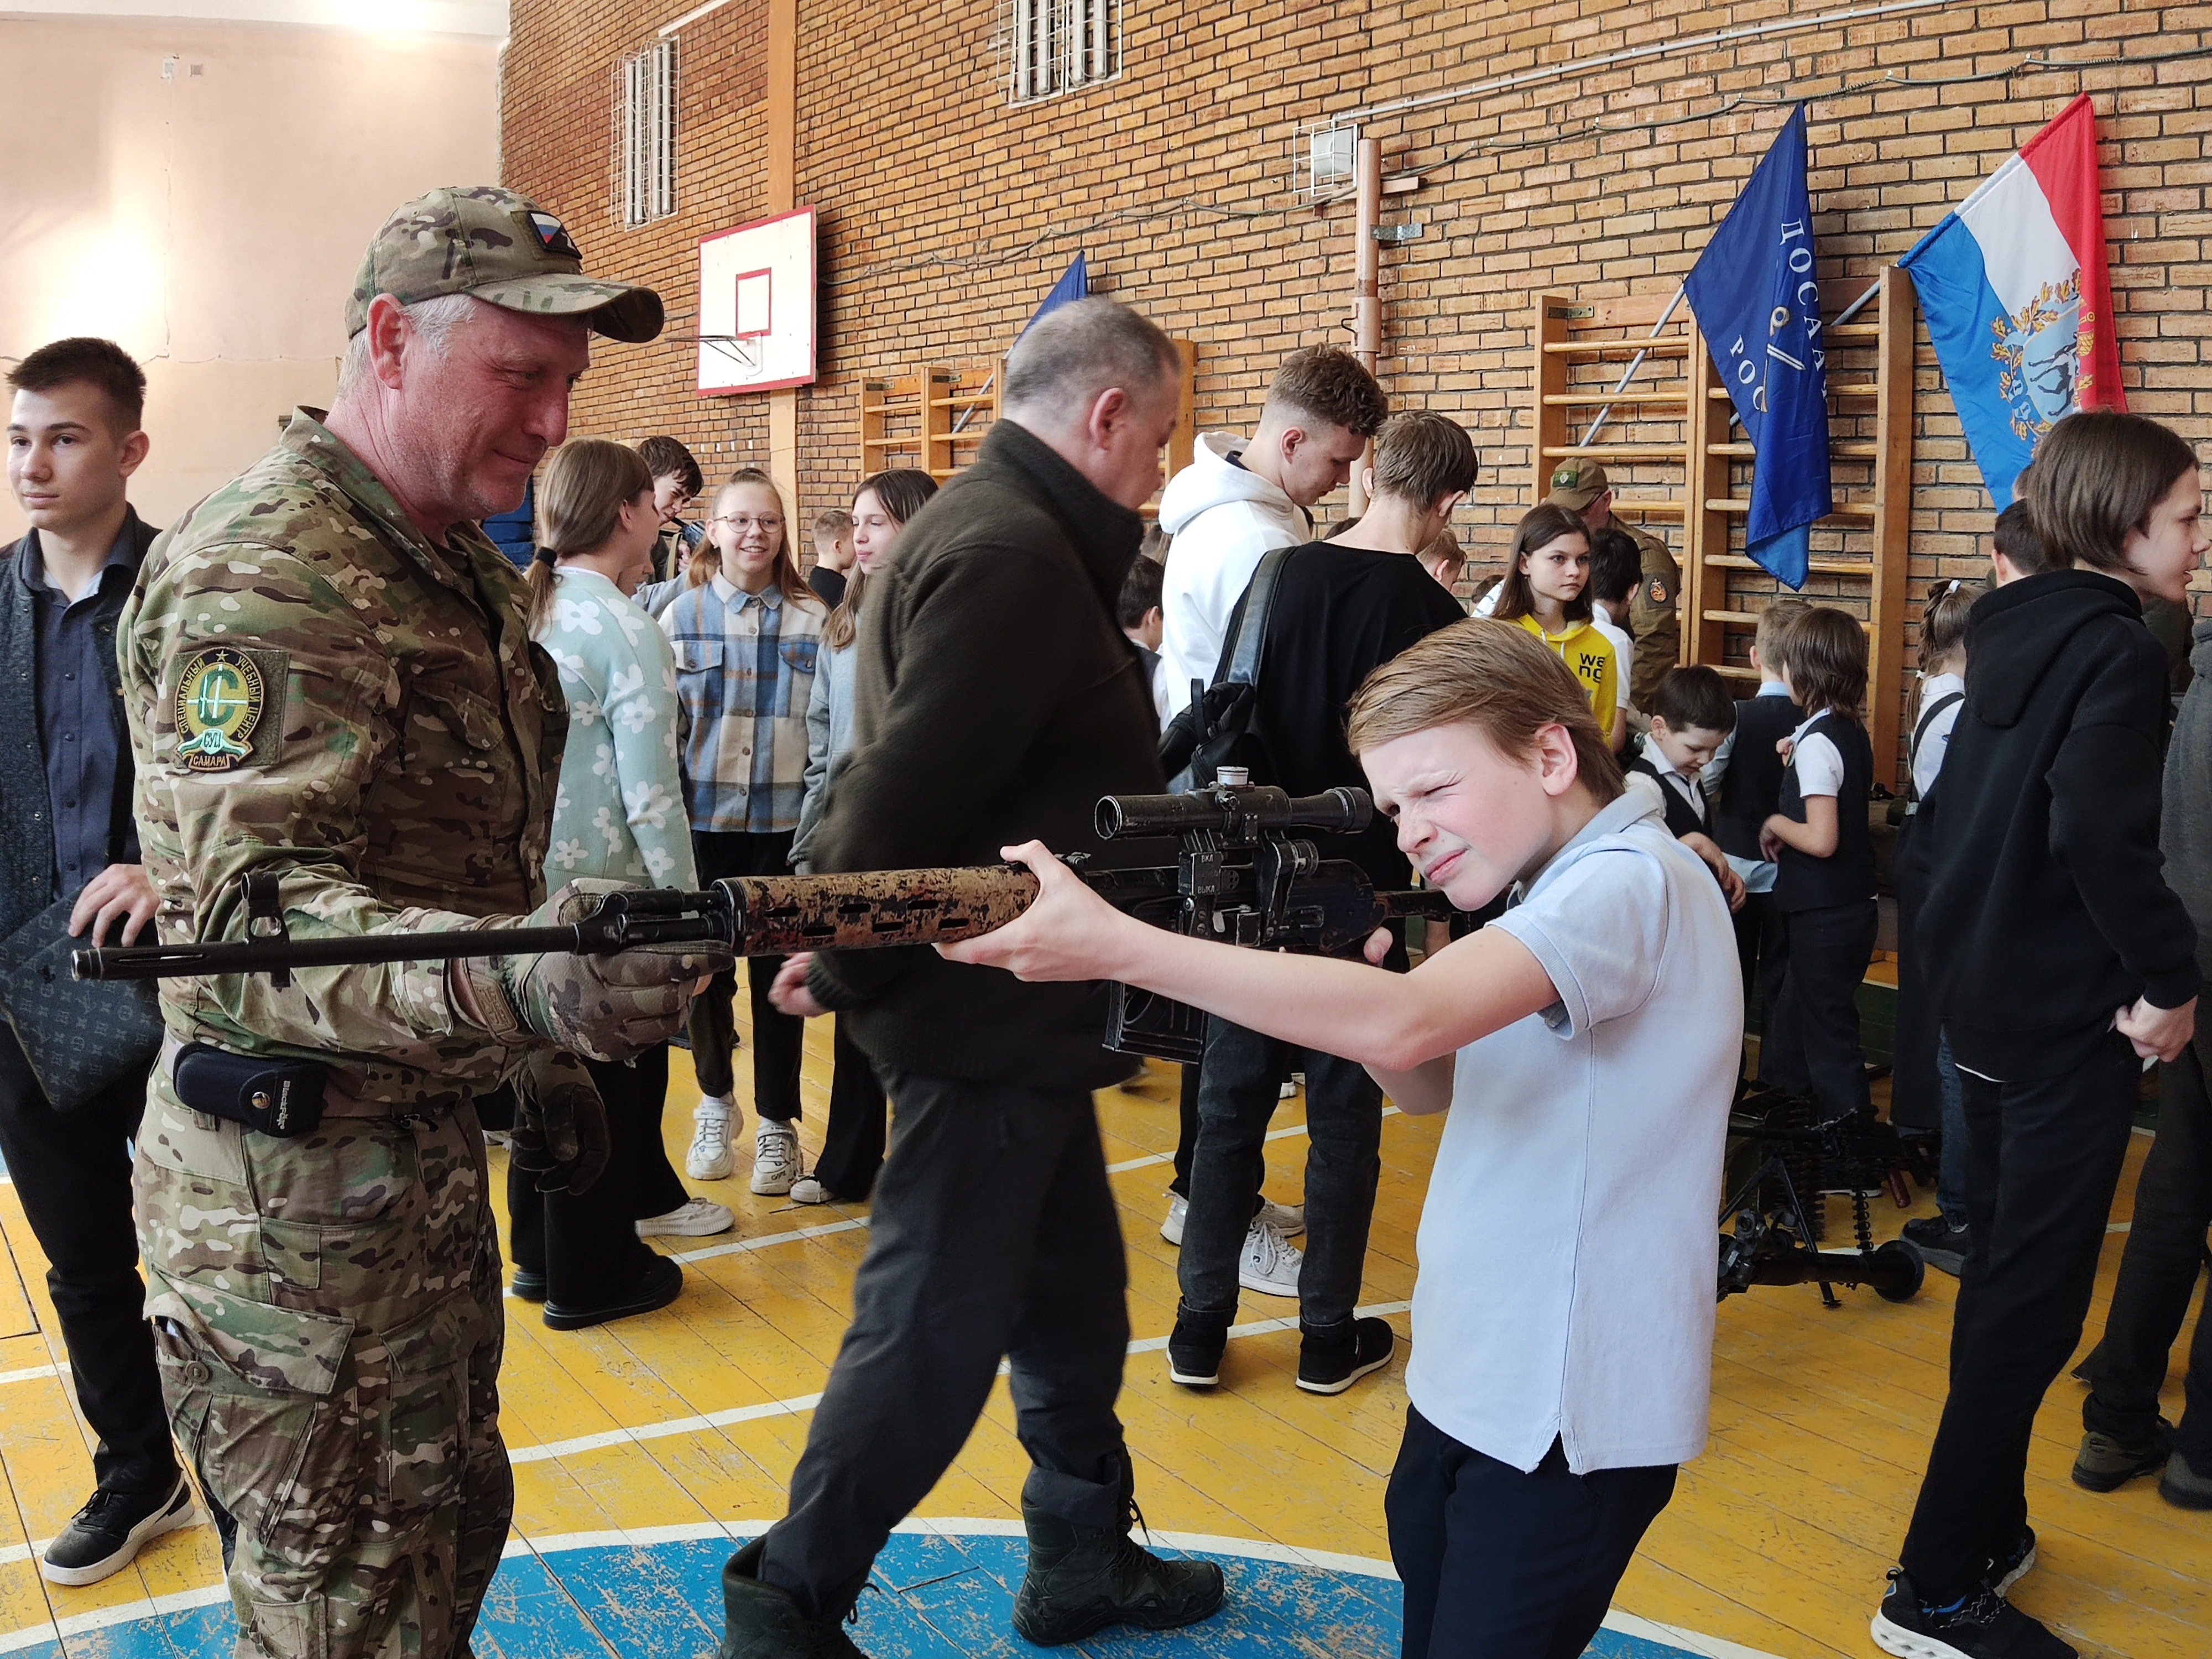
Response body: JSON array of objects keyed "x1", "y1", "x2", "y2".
[{"x1": 1490, "y1": 502, "x2": 1626, "y2": 750}]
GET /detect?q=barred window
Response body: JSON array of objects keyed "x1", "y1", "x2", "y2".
[
  {"x1": 1008, "y1": 0, "x2": 1120, "y2": 106},
  {"x1": 617, "y1": 39, "x2": 677, "y2": 227}
]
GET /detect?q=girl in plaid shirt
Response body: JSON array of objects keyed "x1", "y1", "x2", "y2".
[{"x1": 661, "y1": 468, "x2": 828, "y2": 1194}]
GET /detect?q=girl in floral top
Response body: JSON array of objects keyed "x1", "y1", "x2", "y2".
[
  {"x1": 519, "y1": 440, "x2": 731, "y2": 1327},
  {"x1": 663, "y1": 468, "x2": 828, "y2": 1195}
]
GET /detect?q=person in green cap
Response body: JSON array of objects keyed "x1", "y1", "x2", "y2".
[
  {"x1": 1546, "y1": 459, "x2": 1683, "y2": 709},
  {"x1": 119, "y1": 186, "x2": 728, "y2": 1659}
]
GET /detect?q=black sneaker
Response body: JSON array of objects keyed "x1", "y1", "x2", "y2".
[
  {"x1": 511, "y1": 1268, "x2": 548, "y2": 1303},
  {"x1": 2159, "y1": 1449, "x2": 2212, "y2": 1510},
  {"x1": 1901, "y1": 1215, "x2": 1970, "y2": 1277},
  {"x1": 1870, "y1": 1569, "x2": 2075, "y2": 1659},
  {"x1": 2072, "y1": 1418, "x2": 2173, "y2": 1491},
  {"x1": 1167, "y1": 1310, "x2": 1228, "y2": 1389},
  {"x1": 1296, "y1": 1317, "x2": 1394, "y2": 1395},
  {"x1": 1986, "y1": 1526, "x2": 2036, "y2": 1597},
  {"x1": 41, "y1": 1474, "x2": 196, "y2": 1587}
]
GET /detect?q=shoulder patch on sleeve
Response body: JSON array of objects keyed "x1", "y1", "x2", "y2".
[
  {"x1": 1647, "y1": 577, "x2": 1671, "y2": 606},
  {"x1": 174, "y1": 646, "x2": 289, "y2": 771}
]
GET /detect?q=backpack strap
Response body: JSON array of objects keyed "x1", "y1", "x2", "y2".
[
  {"x1": 1213, "y1": 545, "x2": 1296, "y2": 691},
  {"x1": 1906, "y1": 690, "x2": 1965, "y2": 807}
]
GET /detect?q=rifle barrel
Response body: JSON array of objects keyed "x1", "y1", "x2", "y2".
[{"x1": 75, "y1": 923, "x2": 597, "y2": 982}]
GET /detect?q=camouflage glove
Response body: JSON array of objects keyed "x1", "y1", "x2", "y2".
[
  {"x1": 457, "y1": 879, "x2": 732, "y2": 1063},
  {"x1": 509, "y1": 1047, "x2": 612, "y2": 1195}
]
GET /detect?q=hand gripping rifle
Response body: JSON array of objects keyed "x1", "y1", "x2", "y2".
[{"x1": 74, "y1": 773, "x2": 1457, "y2": 1065}]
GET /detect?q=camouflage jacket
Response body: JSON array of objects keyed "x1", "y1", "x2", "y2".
[
  {"x1": 1623, "y1": 521, "x2": 1684, "y2": 709},
  {"x1": 119, "y1": 409, "x2": 566, "y2": 1105}
]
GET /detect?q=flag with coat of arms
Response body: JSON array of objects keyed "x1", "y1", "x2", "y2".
[
  {"x1": 1683, "y1": 105, "x2": 1834, "y2": 591},
  {"x1": 1898, "y1": 93, "x2": 2124, "y2": 509}
]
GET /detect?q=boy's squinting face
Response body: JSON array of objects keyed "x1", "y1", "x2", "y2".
[
  {"x1": 1649, "y1": 718, "x2": 1728, "y2": 781},
  {"x1": 1364, "y1": 721, "x2": 1570, "y2": 911}
]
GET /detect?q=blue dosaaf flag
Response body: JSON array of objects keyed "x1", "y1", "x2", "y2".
[
  {"x1": 1018, "y1": 253, "x2": 1089, "y2": 341},
  {"x1": 1683, "y1": 106, "x2": 1833, "y2": 589}
]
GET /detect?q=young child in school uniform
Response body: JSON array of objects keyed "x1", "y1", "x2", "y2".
[
  {"x1": 1626, "y1": 664, "x2": 1743, "y2": 909},
  {"x1": 1708, "y1": 600, "x2": 1808, "y2": 1051},
  {"x1": 947, "y1": 619, "x2": 1742, "y2": 1659},
  {"x1": 1757, "y1": 606, "x2": 1879, "y2": 1126},
  {"x1": 1893, "y1": 579, "x2": 1978, "y2": 1275}
]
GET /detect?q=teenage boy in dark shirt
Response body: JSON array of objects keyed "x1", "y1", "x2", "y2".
[{"x1": 1170, "y1": 410, "x2": 1474, "y2": 1396}]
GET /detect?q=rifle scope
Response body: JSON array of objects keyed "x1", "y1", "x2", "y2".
[{"x1": 1095, "y1": 783, "x2": 1371, "y2": 842}]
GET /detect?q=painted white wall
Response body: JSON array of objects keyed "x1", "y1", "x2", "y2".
[{"x1": 0, "y1": 14, "x2": 502, "y2": 539}]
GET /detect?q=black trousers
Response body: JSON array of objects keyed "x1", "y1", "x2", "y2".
[
  {"x1": 1890, "y1": 813, "x2": 1943, "y2": 1133},
  {"x1": 689, "y1": 830, "x2": 802, "y2": 1121},
  {"x1": 809, "y1": 1020, "x2": 887, "y2": 1200},
  {"x1": 1762, "y1": 898, "x2": 1877, "y2": 1123},
  {"x1": 1385, "y1": 1407, "x2": 1677, "y2": 1659},
  {"x1": 508, "y1": 1048, "x2": 685, "y2": 1305},
  {"x1": 1733, "y1": 890, "x2": 1788, "y2": 1071},
  {"x1": 2082, "y1": 1026, "x2": 2212, "y2": 1473},
  {"x1": 0, "y1": 1026, "x2": 176, "y2": 1496},
  {"x1": 749, "y1": 1068, "x2": 1131, "y2": 1622},
  {"x1": 1898, "y1": 1032, "x2": 2139, "y2": 1600}
]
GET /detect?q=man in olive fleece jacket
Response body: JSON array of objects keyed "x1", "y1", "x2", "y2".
[{"x1": 717, "y1": 300, "x2": 1225, "y2": 1658}]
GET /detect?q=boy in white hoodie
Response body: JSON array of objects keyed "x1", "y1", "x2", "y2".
[{"x1": 1156, "y1": 346, "x2": 1386, "y2": 716}]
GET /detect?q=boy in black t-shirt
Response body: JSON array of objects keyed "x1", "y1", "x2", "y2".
[{"x1": 1173, "y1": 411, "x2": 1473, "y2": 1396}]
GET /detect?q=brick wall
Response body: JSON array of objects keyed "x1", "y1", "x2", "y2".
[{"x1": 502, "y1": 0, "x2": 2212, "y2": 769}]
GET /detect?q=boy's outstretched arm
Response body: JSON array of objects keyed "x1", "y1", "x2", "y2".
[{"x1": 942, "y1": 841, "x2": 1558, "y2": 1079}]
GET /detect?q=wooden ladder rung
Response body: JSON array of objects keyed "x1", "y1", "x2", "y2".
[
  {"x1": 1705, "y1": 440, "x2": 1883, "y2": 460},
  {"x1": 1704, "y1": 608, "x2": 1872, "y2": 630},
  {"x1": 1707, "y1": 384, "x2": 1880, "y2": 401},
  {"x1": 1704, "y1": 500, "x2": 1878, "y2": 520},
  {"x1": 1703, "y1": 554, "x2": 1872, "y2": 575},
  {"x1": 1539, "y1": 391, "x2": 1686, "y2": 408},
  {"x1": 1615, "y1": 502, "x2": 1685, "y2": 518},
  {"x1": 1541, "y1": 340, "x2": 1690, "y2": 357},
  {"x1": 1540, "y1": 445, "x2": 1685, "y2": 461}
]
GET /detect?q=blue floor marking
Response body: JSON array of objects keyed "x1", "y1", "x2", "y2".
[{"x1": 13, "y1": 1530, "x2": 1724, "y2": 1657}]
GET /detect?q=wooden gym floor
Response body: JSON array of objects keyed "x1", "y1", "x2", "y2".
[{"x1": 0, "y1": 1010, "x2": 2205, "y2": 1658}]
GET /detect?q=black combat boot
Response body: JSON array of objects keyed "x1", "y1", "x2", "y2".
[
  {"x1": 718, "y1": 1537, "x2": 871, "y2": 1659},
  {"x1": 1009, "y1": 1498, "x2": 1227, "y2": 1646}
]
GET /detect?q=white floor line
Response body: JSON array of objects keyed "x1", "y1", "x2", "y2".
[
  {"x1": 1105, "y1": 1104, "x2": 1401, "y2": 1176},
  {"x1": 0, "y1": 1364, "x2": 59, "y2": 1386}
]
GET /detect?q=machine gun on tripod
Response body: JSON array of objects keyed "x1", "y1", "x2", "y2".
[
  {"x1": 74, "y1": 774, "x2": 1455, "y2": 1066},
  {"x1": 1717, "y1": 1083, "x2": 1927, "y2": 1307}
]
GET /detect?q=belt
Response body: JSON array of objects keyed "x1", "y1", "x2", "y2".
[{"x1": 159, "y1": 1035, "x2": 446, "y2": 1120}]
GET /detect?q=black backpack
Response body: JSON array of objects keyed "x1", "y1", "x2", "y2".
[{"x1": 1157, "y1": 546, "x2": 1294, "y2": 793}]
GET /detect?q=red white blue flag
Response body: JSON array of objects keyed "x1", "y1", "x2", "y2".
[{"x1": 1900, "y1": 95, "x2": 2125, "y2": 508}]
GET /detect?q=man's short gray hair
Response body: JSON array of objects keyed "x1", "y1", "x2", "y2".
[
  {"x1": 1003, "y1": 298, "x2": 1180, "y2": 424},
  {"x1": 335, "y1": 293, "x2": 483, "y2": 397}
]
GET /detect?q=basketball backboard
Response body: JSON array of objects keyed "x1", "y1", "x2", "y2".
[{"x1": 697, "y1": 206, "x2": 816, "y2": 395}]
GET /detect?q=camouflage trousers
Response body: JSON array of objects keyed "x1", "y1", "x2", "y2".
[{"x1": 134, "y1": 1073, "x2": 512, "y2": 1659}]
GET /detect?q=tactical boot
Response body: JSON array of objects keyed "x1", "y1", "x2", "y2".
[
  {"x1": 718, "y1": 1538, "x2": 871, "y2": 1659},
  {"x1": 1010, "y1": 1499, "x2": 1226, "y2": 1647}
]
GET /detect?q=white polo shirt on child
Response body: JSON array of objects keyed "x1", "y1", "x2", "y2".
[{"x1": 1406, "y1": 787, "x2": 1742, "y2": 1475}]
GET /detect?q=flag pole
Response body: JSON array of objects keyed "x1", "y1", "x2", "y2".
[{"x1": 1580, "y1": 284, "x2": 1687, "y2": 448}]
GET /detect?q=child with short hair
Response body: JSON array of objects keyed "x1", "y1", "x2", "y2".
[
  {"x1": 1757, "y1": 606, "x2": 1878, "y2": 1126},
  {"x1": 948, "y1": 618, "x2": 1741, "y2": 1659},
  {"x1": 1588, "y1": 525, "x2": 1644, "y2": 722},
  {"x1": 809, "y1": 506, "x2": 855, "y2": 607},
  {"x1": 1116, "y1": 549, "x2": 1170, "y2": 723},
  {"x1": 1490, "y1": 503, "x2": 1626, "y2": 751},
  {"x1": 1628, "y1": 665, "x2": 1744, "y2": 910},
  {"x1": 1893, "y1": 579, "x2": 1979, "y2": 1274}
]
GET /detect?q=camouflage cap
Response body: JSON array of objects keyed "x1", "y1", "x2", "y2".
[
  {"x1": 1546, "y1": 459, "x2": 1612, "y2": 512},
  {"x1": 346, "y1": 186, "x2": 664, "y2": 343}
]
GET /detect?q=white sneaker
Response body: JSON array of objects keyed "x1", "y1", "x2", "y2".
[
  {"x1": 686, "y1": 1098, "x2": 738, "y2": 1181},
  {"x1": 1239, "y1": 1218, "x2": 1303, "y2": 1297},
  {"x1": 635, "y1": 1198, "x2": 734, "y2": 1238},
  {"x1": 787, "y1": 1176, "x2": 832, "y2": 1205},
  {"x1": 1161, "y1": 1192, "x2": 1187, "y2": 1246},
  {"x1": 1278, "y1": 1078, "x2": 1298, "y2": 1099},
  {"x1": 1259, "y1": 1199, "x2": 1304, "y2": 1237},
  {"x1": 751, "y1": 1121, "x2": 801, "y2": 1196}
]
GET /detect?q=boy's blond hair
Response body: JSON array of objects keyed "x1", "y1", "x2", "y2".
[
  {"x1": 1345, "y1": 618, "x2": 1625, "y2": 804},
  {"x1": 1753, "y1": 598, "x2": 1810, "y2": 671}
]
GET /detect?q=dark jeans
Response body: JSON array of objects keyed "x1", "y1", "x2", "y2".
[
  {"x1": 810, "y1": 1020, "x2": 886, "y2": 1200},
  {"x1": 508, "y1": 1047, "x2": 685, "y2": 1305},
  {"x1": 2081, "y1": 1027, "x2": 2212, "y2": 1473},
  {"x1": 1169, "y1": 1061, "x2": 1199, "y2": 1199},
  {"x1": 748, "y1": 1068, "x2": 1132, "y2": 1622},
  {"x1": 1733, "y1": 889, "x2": 1788, "y2": 1067},
  {"x1": 689, "y1": 830, "x2": 802, "y2": 1121},
  {"x1": 1898, "y1": 1032, "x2": 2140, "y2": 1600},
  {"x1": 0, "y1": 1026, "x2": 176, "y2": 1496},
  {"x1": 1762, "y1": 898, "x2": 1877, "y2": 1124},
  {"x1": 1386, "y1": 1407, "x2": 1676, "y2": 1659},
  {"x1": 1184, "y1": 1015, "x2": 1381, "y2": 1328}
]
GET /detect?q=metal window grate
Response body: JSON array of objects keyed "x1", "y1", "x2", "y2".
[
  {"x1": 617, "y1": 38, "x2": 677, "y2": 227},
  {"x1": 1006, "y1": 0, "x2": 1119, "y2": 106}
]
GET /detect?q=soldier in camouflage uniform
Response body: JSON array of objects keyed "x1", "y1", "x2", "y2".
[
  {"x1": 1547, "y1": 459, "x2": 1683, "y2": 709},
  {"x1": 121, "y1": 187, "x2": 724, "y2": 1659}
]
